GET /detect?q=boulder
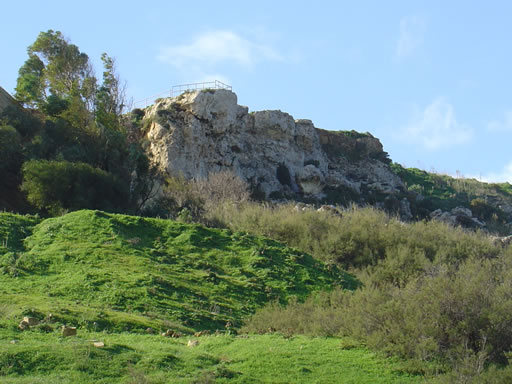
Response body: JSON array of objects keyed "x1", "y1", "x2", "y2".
[
  {"x1": 61, "y1": 326, "x2": 77, "y2": 337},
  {"x1": 430, "y1": 207, "x2": 485, "y2": 228},
  {"x1": 162, "y1": 329, "x2": 181, "y2": 338},
  {"x1": 18, "y1": 320, "x2": 29, "y2": 330},
  {"x1": 193, "y1": 330, "x2": 210, "y2": 337},
  {"x1": 23, "y1": 317, "x2": 39, "y2": 326}
]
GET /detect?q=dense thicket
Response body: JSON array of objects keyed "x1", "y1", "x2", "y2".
[
  {"x1": 0, "y1": 30, "x2": 152, "y2": 215},
  {"x1": 206, "y1": 202, "x2": 512, "y2": 382}
]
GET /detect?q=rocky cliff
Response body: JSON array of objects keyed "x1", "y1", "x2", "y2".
[{"x1": 142, "y1": 89, "x2": 406, "y2": 208}]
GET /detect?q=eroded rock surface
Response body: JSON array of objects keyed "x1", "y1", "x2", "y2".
[{"x1": 143, "y1": 89, "x2": 404, "y2": 205}]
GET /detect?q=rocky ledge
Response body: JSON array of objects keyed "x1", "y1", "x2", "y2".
[{"x1": 141, "y1": 89, "x2": 405, "y2": 209}]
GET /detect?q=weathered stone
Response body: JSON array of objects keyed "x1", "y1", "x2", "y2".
[
  {"x1": 61, "y1": 326, "x2": 77, "y2": 337},
  {"x1": 93, "y1": 341, "x2": 105, "y2": 348},
  {"x1": 431, "y1": 206, "x2": 485, "y2": 228},
  {"x1": 317, "y1": 205, "x2": 342, "y2": 216},
  {"x1": 162, "y1": 329, "x2": 181, "y2": 338},
  {"x1": 18, "y1": 321, "x2": 29, "y2": 330},
  {"x1": 23, "y1": 317, "x2": 39, "y2": 326},
  {"x1": 451, "y1": 207, "x2": 473, "y2": 217},
  {"x1": 187, "y1": 339, "x2": 199, "y2": 347},
  {"x1": 143, "y1": 89, "x2": 404, "y2": 204}
]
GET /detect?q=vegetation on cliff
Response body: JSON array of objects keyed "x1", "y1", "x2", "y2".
[{"x1": 3, "y1": 29, "x2": 512, "y2": 383}]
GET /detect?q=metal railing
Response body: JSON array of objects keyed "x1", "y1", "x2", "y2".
[{"x1": 133, "y1": 80, "x2": 232, "y2": 108}]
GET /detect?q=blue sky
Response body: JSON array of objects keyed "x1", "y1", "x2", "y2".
[{"x1": 2, "y1": 1, "x2": 512, "y2": 182}]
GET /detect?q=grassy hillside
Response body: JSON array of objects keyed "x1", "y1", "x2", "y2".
[
  {"x1": 0, "y1": 332, "x2": 421, "y2": 383},
  {"x1": 0, "y1": 210, "x2": 426, "y2": 384},
  {"x1": 391, "y1": 163, "x2": 512, "y2": 230},
  {"x1": 0, "y1": 210, "x2": 356, "y2": 334}
]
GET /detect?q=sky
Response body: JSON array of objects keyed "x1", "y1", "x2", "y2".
[{"x1": 2, "y1": 1, "x2": 512, "y2": 183}]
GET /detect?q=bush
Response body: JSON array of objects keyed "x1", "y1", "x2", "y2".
[
  {"x1": 194, "y1": 170, "x2": 250, "y2": 210},
  {"x1": 206, "y1": 202, "x2": 498, "y2": 271},
  {"x1": 0, "y1": 124, "x2": 22, "y2": 173},
  {"x1": 21, "y1": 160, "x2": 127, "y2": 214},
  {"x1": 160, "y1": 171, "x2": 250, "y2": 221},
  {"x1": 245, "y1": 254, "x2": 512, "y2": 374}
]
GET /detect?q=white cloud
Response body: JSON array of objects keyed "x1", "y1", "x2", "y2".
[
  {"x1": 487, "y1": 110, "x2": 512, "y2": 132},
  {"x1": 158, "y1": 30, "x2": 283, "y2": 69},
  {"x1": 396, "y1": 15, "x2": 426, "y2": 58},
  {"x1": 399, "y1": 98, "x2": 473, "y2": 150},
  {"x1": 473, "y1": 162, "x2": 512, "y2": 183}
]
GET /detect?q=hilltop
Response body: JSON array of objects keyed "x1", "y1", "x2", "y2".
[{"x1": 0, "y1": 210, "x2": 356, "y2": 333}]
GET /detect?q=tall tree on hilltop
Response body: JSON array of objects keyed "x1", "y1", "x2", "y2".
[
  {"x1": 95, "y1": 53, "x2": 128, "y2": 131},
  {"x1": 15, "y1": 30, "x2": 97, "y2": 111}
]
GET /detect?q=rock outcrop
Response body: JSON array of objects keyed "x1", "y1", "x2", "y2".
[
  {"x1": 142, "y1": 89, "x2": 405, "y2": 206},
  {"x1": 430, "y1": 207, "x2": 486, "y2": 228}
]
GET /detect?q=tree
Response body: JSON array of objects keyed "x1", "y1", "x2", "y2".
[
  {"x1": 0, "y1": 125, "x2": 22, "y2": 173},
  {"x1": 96, "y1": 53, "x2": 126, "y2": 121},
  {"x1": 21, "y1": 160, "x2": 127, "y2": 214},
  {"x1": 15, "y1": 30, "x2": 97, "y2": 110}
]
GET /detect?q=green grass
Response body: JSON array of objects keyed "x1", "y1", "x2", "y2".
[
  {"x1": 0, "y1": 210, "x2": 357, "y2": 334},
  {"x1": 391, "y1": 163, "x2": 512, "y2": 229},
  {"x1": 0, "y1": 210, "x2": 424, "y2": 383},
  {"x1": 0, "y1": 330, "x2": 422, "y2": 383}
]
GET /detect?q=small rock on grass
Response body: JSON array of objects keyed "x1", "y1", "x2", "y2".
[{"x1": 61, "y1": 326, "x2": 77, "y2": 337}]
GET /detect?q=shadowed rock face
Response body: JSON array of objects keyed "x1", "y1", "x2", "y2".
[{"x1": 143, "y1": 89, "x2": 404, "y2": 201}]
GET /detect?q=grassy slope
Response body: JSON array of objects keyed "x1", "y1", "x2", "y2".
[
  {"x1": 391, "y1": 163, "x2": 512, "y2": 212},
  {"x1": 0, "y1": 210, "x2": 422, "y2": 383},
  {"x1": 0, "y1": 331, "x2": 421, "y2": 383},
  {"x1": 0, "y1": 210, "x2": 357, "y2": 333}
]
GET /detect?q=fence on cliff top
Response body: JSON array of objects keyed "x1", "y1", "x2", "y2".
[{"x1": 133, "y1": 80, "x2": 232, "y2": 108}]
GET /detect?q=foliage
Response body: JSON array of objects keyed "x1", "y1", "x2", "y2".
[
  {"x1": 95, "y1": 53, "x2": 126, "y2": 131},
  {"x1": 156, "y1": 171, "x2": 251, "y2": 221},
  {"x1": 21, "y1": 160, "x2": 127, "y2": 214},
  {"x1": 4, "y1": 30, "x2": 155, "y2": 216},
  {"x1": 15, "y1": 30, "x2": 96, "y2": 109},
  {"x1": 391, "y1": 163, "x2": 512, "y2": 230},
  {"x1": 205, "y1": 202, "x2": 498, "y2": 271},
  {"x1": 245, "y1": 253, "x2": 512, "y2": 377},
  {"x1": 0, "y1": 125, "x2": 22, "y2": 172},
  {"x1": 194, "y1": 171, "x2": 251, "y2": 212}
]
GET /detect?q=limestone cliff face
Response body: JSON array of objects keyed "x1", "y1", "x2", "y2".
[{"x1": 143, "y1": 89, "x2": 404, "y2": 201}]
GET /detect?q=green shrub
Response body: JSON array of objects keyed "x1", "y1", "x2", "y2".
[
  {"x1": 245, "y1": 254, "x2": 512, "y2": 374},
  {"x1": 0, "y1": 125, "x2": 22, "y2": 172},
  {"x1": 206, "y1": 202, "x2": 498, "y2": 271},
  {"x1": 21, "y1": 160, "x2": 127, "y2": 214}
]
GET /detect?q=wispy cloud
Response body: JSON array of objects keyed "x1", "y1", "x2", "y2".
[
  {"x1": 396, "y1": 15, "x2": 426, "y2": 58},
  {"x1": 158, "y1": 30, "x2": 283, "y2": 69},
  {"x1": 487, "y1": 110, "x2": 512, "y2": 132},
  {"x1": 399, "y1": 97, "x2": 473, "y2": 150}
]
